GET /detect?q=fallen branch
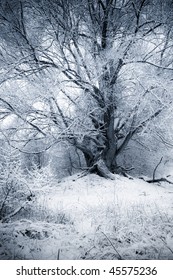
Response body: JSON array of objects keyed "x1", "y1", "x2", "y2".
[
  {"x1": 146, "y1": 177, "x2": 173, "y2": 184},
  {"x1": 139, "y1": 156, "x2": 173, "y2": 184}
]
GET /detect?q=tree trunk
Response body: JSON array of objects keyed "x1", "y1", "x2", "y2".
[
  {"x1": 95, "y1": 158, "x2": 115, "y2": 180},
  {"x1": 81, "y1": 142, "x2": 118, "y2": 179}
]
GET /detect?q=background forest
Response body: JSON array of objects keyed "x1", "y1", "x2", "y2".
[{"x1": 0, "y1": 0, "x2": 173, "y2": 260}]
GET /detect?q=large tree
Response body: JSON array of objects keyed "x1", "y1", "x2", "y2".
[{"x1": 0, "y1": 0, "x2": 173, "y2": 178}]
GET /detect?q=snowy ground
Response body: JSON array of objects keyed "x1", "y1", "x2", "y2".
[{"x1": 0, "y1": 173, "x2": 173, "y2": 259}]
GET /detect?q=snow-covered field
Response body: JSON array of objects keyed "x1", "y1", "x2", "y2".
[{"x1": 0, "y1": 174, "x2": 173, "y2": 260}]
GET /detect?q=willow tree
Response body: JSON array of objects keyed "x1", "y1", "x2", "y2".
[{"x1": 0, "y1": 0, "x2": 173, "y2": 178}]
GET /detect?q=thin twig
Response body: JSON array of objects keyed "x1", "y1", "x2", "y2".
[
  {"x1": 153, "y1": 157, "x2": 163, "y2": 181},
  {"x1": 160, "y1": 237, "x2": 173, "y2": 255},
  {"x1": 101, "y1": 231, "x2": 123, "y2": 260},
  {"x1": 57, "y1": 249, "x2": 61, "y2": 260}
]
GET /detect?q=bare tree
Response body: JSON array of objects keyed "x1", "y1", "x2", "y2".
[{"x1": 0, "y1": 0, "x2": 173, "y2": 178}]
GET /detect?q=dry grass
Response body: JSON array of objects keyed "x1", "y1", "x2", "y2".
[
  {"x1": 0, "y1": 173, "x2": 173, "y2": 259},
  {"x1": 82, "y1": 203, "x2": 173, "y2": 260}
]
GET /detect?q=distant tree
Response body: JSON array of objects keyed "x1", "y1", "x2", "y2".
[{"x1": 0, "y1": 0, "x2": 173, "y2": 178}]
